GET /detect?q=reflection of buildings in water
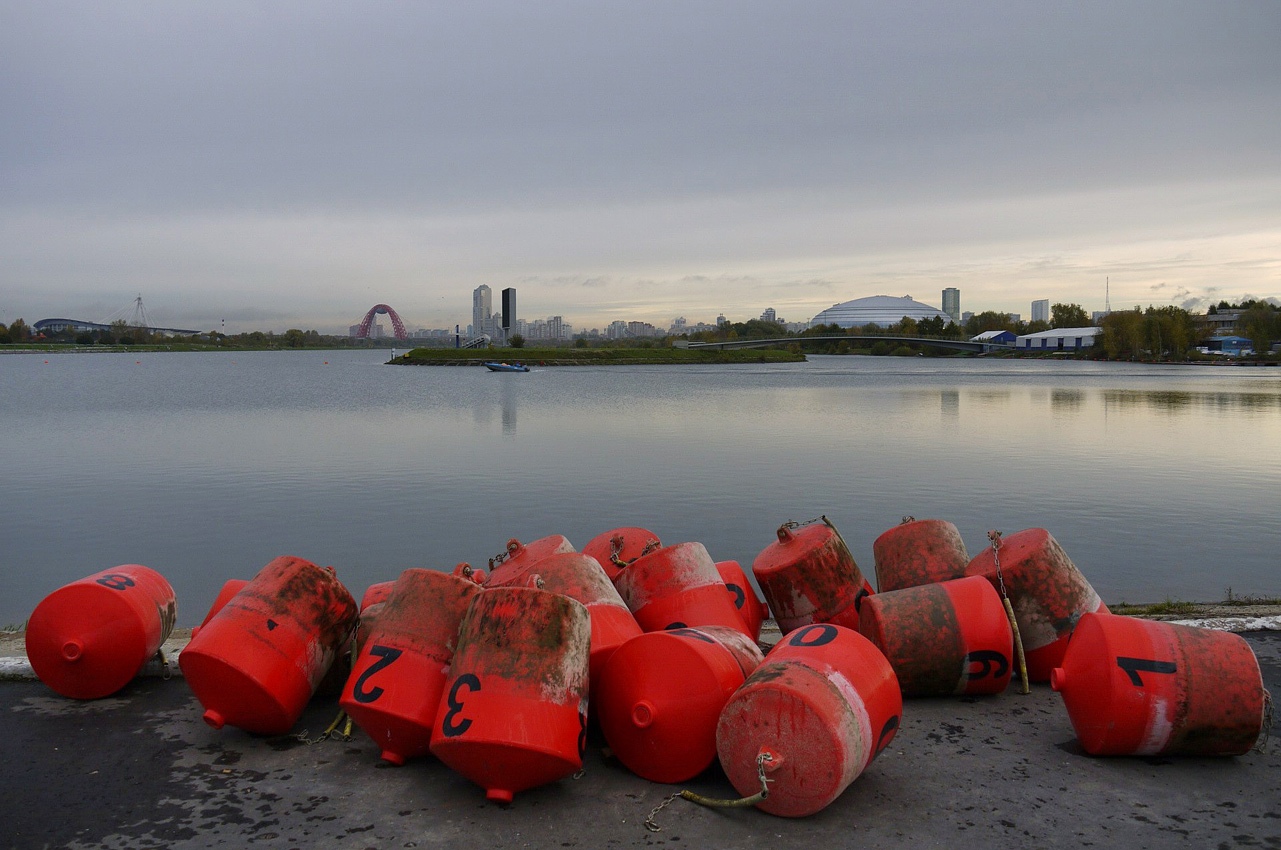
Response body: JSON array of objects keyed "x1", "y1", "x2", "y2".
[
  {"x1": 501, "y1": 380, "x2": 517, "y2": 435},
  {"x1": 940, "y1": 389, "x2": 959, "y2": 418},
  {"x1": 1051, "y1": 389, "x2": 1086, "y2": 414},
  {"x1": 1102, "y1": 389, "x2": 1281, "y2": 414},
  {"x1": 967, "y1": 389, "x2": 1013, "y2": 409}
]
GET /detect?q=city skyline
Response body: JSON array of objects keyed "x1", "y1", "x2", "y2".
[{"x1": 2, "y1": 3, "x2": 1278, "y2": 335}]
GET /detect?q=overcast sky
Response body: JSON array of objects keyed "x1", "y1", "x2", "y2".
[{"x1": 2, "y1": 1, "x2": 1279, "y2": 334}]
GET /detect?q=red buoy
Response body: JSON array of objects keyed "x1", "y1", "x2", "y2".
[
  {"x1": 451, "y1": 562, "x2": 487, "y2": 585},
  {"x1": 872, "y1": 518, "x2": 969, "y2": 592},
  {"x1": 1051, "y1": 612, "x2": 1266, "y2": 756},
  {"x1": 612, "y1": 542, "x2": 750, "y2": 636},
  {"x1": 486, "y1": 551, "x2": 641, "y2": 686},
  {"x1": 179, "y1": 555, "x2": 358, "y2": 735},
  {"x1": 340, "y1": 569, "x2": 482, "y2": 765},
  {"x1": 26, "y1": 565, "x2": 177, "y2": 700},
  {"x1": 596, "y1": 627, "x2": 761, "y2": 783},
  {"x1": 582, "y1": 526, "x2": 662, "y2": 580},
  {"x1": 484, "y1": 535, "x2": 575, "y2": 586},
  {"x1": 751, "y1": 519, "x2": 873, "y2": 635},
  {"x1": 858, "y1": 576, "x2": 1012, "y2": 696},
  {"x1": 360, "y1": 581, "x2": 394, "y2": 611},
  {"x1": 190, "y1": 579, "x2": 248, "y2": 639},
  {"x1": 716, "y1": 624, "x2": 902, "y2": 817},
  {"x1": 429, "y1": 586, "x2": 590, "y2": 803},
  {"x1": 965, "y1": 528, "x2": 1106, "y2": 681},
  {"x1": 716, "y1": 560, "x2": 769, "y2": 642}
]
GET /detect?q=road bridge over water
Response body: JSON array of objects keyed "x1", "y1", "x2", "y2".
[{"x1": 684, "y1": 335, "x2": 1014, "y2": 354}]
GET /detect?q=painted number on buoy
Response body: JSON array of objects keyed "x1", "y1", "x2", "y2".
[
  {"x1": 788, "y1": 624, "x2": 838, "y2": 647},
  {"x1": 96, "y1": 574, "x2": 136, "y2": 591},
  {"x1": 726, "y1": 583, "x2": 747, "y2": 609},
  {"x1": 1116, "y1": 656, "x2": 1177, "y2": 687},
  {"x1": 874, "y1": 715, "x2": 900, "y2": 759},
  {"x1": 351, "y1": 645, "x2": 402, "y2": 704},
  {"x1": 964, "y1": 650, "x2": 1010, "y2": 681},
  {"x1": 441, "y1": 673, "x2": 482, "y2": 738}
]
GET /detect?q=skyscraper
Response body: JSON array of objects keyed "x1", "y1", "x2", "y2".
[
  {"x1": 941, "y1": 288, "x2": 960, "y2": 323},
  {"x1": 473, "y1": 285, "x2": 492, "y2": 338},
  {"x1": 1031, "y1": 299, "x2": 1050, "y2": 323},
  {"x1": 501, "y1": 288, "x2": 516, "y2": 335}
]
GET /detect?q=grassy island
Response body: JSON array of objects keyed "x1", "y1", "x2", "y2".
[{"x1": 391, "y1": 346, "x2": 807, "y2": 366}]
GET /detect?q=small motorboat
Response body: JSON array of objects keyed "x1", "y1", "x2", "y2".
[{"x1": 483, "y1": 361, "x2": 530, "y2": 372}]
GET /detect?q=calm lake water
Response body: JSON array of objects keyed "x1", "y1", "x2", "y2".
[{"x1": 3, "y1": 349, "x2": 1279, "y2": 626}]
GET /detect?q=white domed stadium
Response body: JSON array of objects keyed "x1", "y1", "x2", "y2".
[{"x1": 809, "y1": 295, "x2": 953, "y2": 328}]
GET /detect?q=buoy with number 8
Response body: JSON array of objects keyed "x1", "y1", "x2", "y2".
[
  {"x1": 26, "y1": 564, "x2": 177, "y2": 700},
  {"x1": 1051, "y1": 612, "x2": 1267, "y2": 756},
  {"x1": 429, "y1": 585, "x2": 591, "y2": 803},
  {"x1": 340, "y1": 569, "x2": 482, "y2": 765},
  {"x1": 716, "y1": 623, "x2": 902, "y2": 817}
]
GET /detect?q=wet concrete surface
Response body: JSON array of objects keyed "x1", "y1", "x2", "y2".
[{"x1": 4, "y1": 631, "x2": 1279, "y2": 850}]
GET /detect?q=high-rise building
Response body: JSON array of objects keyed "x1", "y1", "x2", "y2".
[
  {"x1": 1031, "y1": 299, "x2": 1050, "y2": 323},
  {"x1": 761, "y1": 308, "x2": 777, "y2": 323},
  {"x1": 941, "y1": 288, "x2": 960, "y2": 323},
  {"x1": 472, "y1": 285, "x2": 492, "y2": 338},
  {"x1": 501, "y1": 288, "x2": 516, "y2": 335}
]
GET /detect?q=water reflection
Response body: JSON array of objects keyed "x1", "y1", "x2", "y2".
[
  {"x1": 1102, "y1": 389, "x2": 1281, "y2": 413},
  {"x1": 940, "y1": 390, "x2": 959, "y2": 418},
  {"x1": 1051, "y1": 389, "x2": 1085, "y2": 414}
]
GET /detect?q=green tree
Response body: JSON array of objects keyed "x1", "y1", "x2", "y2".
[
  {"x1": 283, "y1": 328, "x2": 306, "y2": 348},
  {"x1": 1101, "y1": 309, "x2": 1144, "y2": 359},
  {"x1": 1239, "y1": 303, "x2": 1279, "y2": 355},
  {"x1": 6, "y1": 318, "x2": 31, "y2": 343},
  {"x1": 1051, "y1": 303, "x2": 1091, "y2": 329},
  {"x1": 916, "y1": 316, "x2": 946, "y2": 336},
  {"x1": 1143, "y1": 306, "x2": 1195, "y2": 360},
  {"x1": 964, "y1": 311, "x2": 1017, "y2": 336},
  {"x1": 510, "y1": 334, "x2": 525, "y2": 348}
]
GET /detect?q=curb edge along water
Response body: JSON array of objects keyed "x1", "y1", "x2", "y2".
[{"x1": 2, "y1": 615, "x2": 1280, "y2": 682}]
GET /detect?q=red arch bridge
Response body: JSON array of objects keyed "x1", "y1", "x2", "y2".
[{"x1": 356, "y1": 304, "x2": 408, "y2": 340}]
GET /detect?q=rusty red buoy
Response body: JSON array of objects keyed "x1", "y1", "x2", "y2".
[
  {"x1": 429, "y1": 586, "x2": 590, "y2": 803},
  {"x1": 596, "y1": 626, "x2": 762, "y2": 783},
  {"x1": 858, "y1": 576, "x2": 1012, "y2": 696},
  {"x1": 872, "y1": 517, "x2": 969, "y2": 592},
  {"x1": 1051, "y1": 612, "x2": 1267, "y2": 756},
  {"x1": 486, "y1": 551, "x2": 641, "y2": 686},
  {"x1": 582, "y1": 527, "x2": 662, "y2": 580},
  {"x1": 451, "y1": 562, "x2": 486, "y2": 585},
  {"x1": 179, "y1": 555, "x2": 358, "y2": 735},
  {"x1": 716, "y1": 560, "x2": 769, "y2": 642},
  {"x1": 484, "y1": 535, "x2": 575, "y2": 586},
  {"x1": 965, "y1": 528, "x2": 1106, "y2": 681},
  {"x1": 360, "y1": 581, "x2": 394, "y2": 611},
  {"x1": 26, "y1": 565, "x2": 177, "y2": 700},
  {"x1": 716, "y1": 624, "x2": 902, "y2": 817},
  {"x1": 612, "y1": 542, "x2": 750, "y2": 636},
  {"x1": 752, "y1": 518, "x2": 873, "y2": 635},
  {"x1": 340, "y1": 569, "x2": 482, "y2": 765}
]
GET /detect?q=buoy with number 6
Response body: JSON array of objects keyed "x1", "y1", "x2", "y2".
[
  {"x1": 858, "y1": 576, "x2": 1012, "y2": 696},
  {"x1": 429, "y1": 585, "x2": 591, "y2": 803},
  {"x1": 716, "y1": 624, "x2": 902, "y2": 817},
  {"x1": 26, "y1": 565, "x2": 177, "y2": 700},
  {"x1": 1051, "y1": 612, "x2": 1267, "y2": 756}
]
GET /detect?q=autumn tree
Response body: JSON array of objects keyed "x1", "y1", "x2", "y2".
[{"x1": 1051, "y1": 303, "x2": 1091, "y2": 329}]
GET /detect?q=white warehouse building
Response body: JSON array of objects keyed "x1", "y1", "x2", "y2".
[{"x1": 1015, "y1": 327, "x2": 1103, "y2": 351}]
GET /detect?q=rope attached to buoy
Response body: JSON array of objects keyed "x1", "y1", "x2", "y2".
[
  {"x1": 156, "y1": 648, "x2": 172, "y2": 681},
  {"x1": 988, "y1": 530, "x2": 1030, "y2": 695},
  {"x1": 643, "y1": 752, "x2": 773, "y2": 832},
  {"x1": 1256, "y1": 689, "x2": 1274, "y2": 754},
  {"x1": 294, "y1": 709, "x2": 353, "y2": 745}
]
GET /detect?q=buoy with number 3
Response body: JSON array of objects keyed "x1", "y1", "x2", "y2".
[
  {"x1": 1051, "y1": 612, "x2": 1267, "y2": 756},
  {"x1": 179, "y1": 556, "x2": 358, "y2": 735},
  {"x1": 716, "y1": 624, "x2": 902, "y2": 818},
  {"x1": 340, "y1": 569, "x2": 482, "y2": 765},
  {"x1": 429, "y1": 585, "x2": 591, "y2": 803},
  {"x1": 26, "y1": 565, "x2": 177, "y2": 700},
  {"x1": 858, "y1": 576, "x2": 1012, "y2": 696}
]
